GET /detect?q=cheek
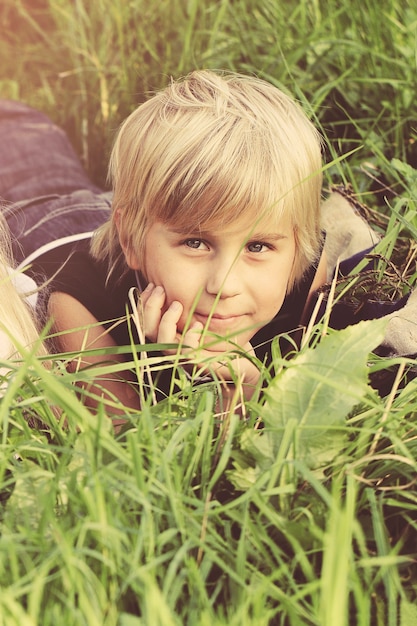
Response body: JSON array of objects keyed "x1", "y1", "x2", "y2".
[
  {"x1": 147, "y1": 268, "x2": 192, "y2": 313},
  {"x1": 143, "y1": 247, "x2": 170, "y2": 287},
  {"x1": 146, "y1": 259, "x2": 201, "y2": 306},
  {"x1": 254, "y1": 272, "x2": 291, "y2": 321}
]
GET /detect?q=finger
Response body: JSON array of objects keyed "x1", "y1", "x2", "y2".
[
  {"x1": 157, "y1": 300, "x2": 183, "y2": 344},
  {"x1": 191, "y1": 342, "x2": 257, "y2": 381},
  {"x1": 142, "y1": 285, "x2": 166, "y2": 340},
  {"x1": 139, "y1": 282, "x2": 155, "y2": 307},
  {"x1": 182, "y1": 321, "x2": 204, "y2": 350}
]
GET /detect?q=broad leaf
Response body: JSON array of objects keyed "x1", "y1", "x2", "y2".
[{"x1": 231, "y1": 319, "x2": 387, "y2": 487}]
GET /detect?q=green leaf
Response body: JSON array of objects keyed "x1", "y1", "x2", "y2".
[
  {"x1": 228, "y1": 428, "x2": 276, "y2": 489},
  {"x1": 229, "y1": 320, "x2": 387, "y2": 491},
  {"x1": 391, "y1": 158, "x2": 417, "y2": 196},
  {"x1": 261, "y1": 319, "x2": 387, "y2": 467}
]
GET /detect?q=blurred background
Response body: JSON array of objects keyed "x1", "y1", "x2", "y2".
[{"x1": 0, "y1": 0, "x2": 416, "y2": 195}]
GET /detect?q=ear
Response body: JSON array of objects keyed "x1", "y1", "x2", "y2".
[{"x1": 114, "y1": 209, "x2": 141, "y2": 270}]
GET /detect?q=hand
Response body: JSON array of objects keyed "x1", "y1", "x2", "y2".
[{"x1": 139, "y1": 283, "x2": 260, "y2": 394}]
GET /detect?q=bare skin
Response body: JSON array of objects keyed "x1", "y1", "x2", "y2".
[{"x1": 49, "y1": 292, "x2": 140, "y2": 425}]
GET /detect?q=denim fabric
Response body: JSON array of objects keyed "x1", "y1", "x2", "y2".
[{"x1": 0, "y1": 100, "x2": 111, "y2": 263}]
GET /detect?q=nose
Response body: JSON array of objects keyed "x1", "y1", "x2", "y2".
[{"x1": 205, "y1": 256, "x2": 242, "y2": 298}]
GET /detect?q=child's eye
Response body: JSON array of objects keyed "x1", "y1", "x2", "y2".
[
  {"x1": 247, "y1": 241, "x2": 270, "y2": 253},
  {"x1": 184, "y1": 238, "x2": 208, "y2": 250}
]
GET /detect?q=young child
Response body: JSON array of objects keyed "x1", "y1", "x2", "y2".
[
  {"x1": 14, "y1": 70, "x2": 326, "y2": 412},
  {"x1": 3, "y1": 70, "x2": 403, "y2": 414}
]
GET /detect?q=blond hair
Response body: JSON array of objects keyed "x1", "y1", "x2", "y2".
[
  {"x1": 92, "y1": 70, "x2": 323, "y2": 288},
  {"x1": 0, "y1": 217, "x2": 46, "y2": 360}
]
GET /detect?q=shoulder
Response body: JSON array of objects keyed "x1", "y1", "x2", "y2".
[
  {"x1": 27, "y1": 237, "x2": 136, "y2": 328},
  {"x1": 27, "y1": 236, "x2": 115, "y2": 298},
  {"x1": 27, "y1": 237, "x2": 96, "y2": 278}
]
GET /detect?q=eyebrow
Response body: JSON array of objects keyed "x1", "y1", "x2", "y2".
[{"x1": 248, "y1": 232, "x2": 289, "y2": 241}]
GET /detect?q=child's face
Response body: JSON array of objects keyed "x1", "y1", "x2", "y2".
[{"x1": 140, "y1": 213, "x2": 296, "y2": 350}]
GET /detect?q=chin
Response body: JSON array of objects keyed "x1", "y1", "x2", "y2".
[{"x1": 200, "y1": 334, "x2": 249, "y2": 353}]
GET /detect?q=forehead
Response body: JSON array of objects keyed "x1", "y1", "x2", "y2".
[{"x1": 166, "y1": 209, "x2": 294, "y2": 238}]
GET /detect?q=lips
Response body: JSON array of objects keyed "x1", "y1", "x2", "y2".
[{"x1": 194, "y1": 311, "x2": 246, "y2": 331}]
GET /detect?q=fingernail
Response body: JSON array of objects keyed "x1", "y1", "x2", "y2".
[
  {"x1": 154, "y1": 285, "x2": 164, "y2": 295},
  {"x1": 143, "y1": 282, "x2": 154, "y2": 292},
  {"x1": 170, "y1": 301, "x2": 181, "y2": 311}
]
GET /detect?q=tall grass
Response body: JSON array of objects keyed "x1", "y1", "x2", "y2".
[
  {"x1": 1, "y1": 318, "x2": 417, "y2": 624},
  {"x1": 0, "y1": 0, "x2": 415, "y2": 187},
  {"x1": 0, "y1": 0, "x2": 417, "y2": 624}
]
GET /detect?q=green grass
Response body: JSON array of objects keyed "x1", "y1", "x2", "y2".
[
  {"x1": 1, "y1": 0, "x2": 417, "y2": 624},
  {"x1": 1, "y1": 321, "x2": 417, "y2": 624},
  {"x1": 1, "y1": 0, "x2": 415, "y2": 187}
]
